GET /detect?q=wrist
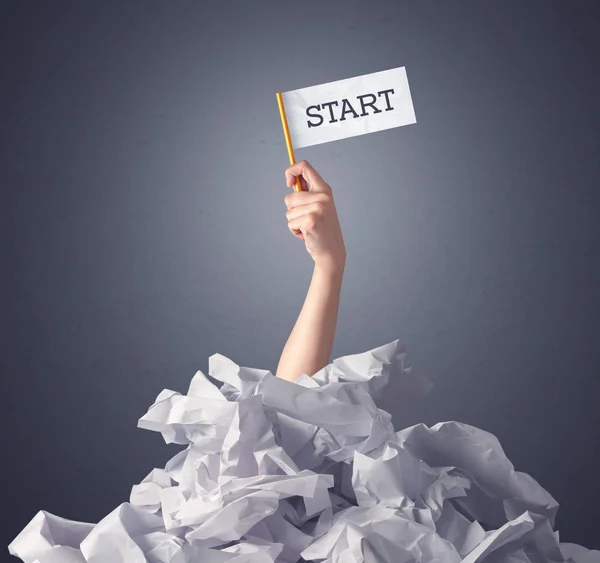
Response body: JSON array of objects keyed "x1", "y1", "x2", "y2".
[{"x1": 314, "y1": 259, "x2": 345, "y2": 281}]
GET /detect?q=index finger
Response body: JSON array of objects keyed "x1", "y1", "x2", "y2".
[{"x1": 284, "y1": 160, "x2": 324, "y2": 190}]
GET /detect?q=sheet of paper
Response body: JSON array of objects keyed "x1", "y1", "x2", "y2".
[
  {"x1": 281, "y1": 66, "x2": 417, "y2": 148},
  {"x1": 9, "y1": 340, "x2": 600, "y2": 562}
]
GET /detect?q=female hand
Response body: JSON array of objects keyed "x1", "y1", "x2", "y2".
[{"x1": 284, "y1": 160, "x2": 346, "y2": 274}]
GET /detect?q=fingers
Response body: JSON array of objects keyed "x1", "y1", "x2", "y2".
[
  {"x1": 287, "y1": 201, "x2": 326, "y2": 241},
  {"x1": 286, "y1": 201, "x2": 326, "y2": 222},
  {"x1": 284, "y1": 160, "x2": 331, "y2": 194},
  {"x1": 287, "y1": 215, "x2": 303, "y2": 238},
  {"x1": 284, "y1": 191, "x2": 330, "y2": 211},
  {"x1": 288, "y1": 214, "x2": 317, "y2": 238},
  {"x1": 292, "y1": 174, "x2": 309, "y2": 192}
]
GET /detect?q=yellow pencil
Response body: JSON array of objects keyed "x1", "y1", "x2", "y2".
[{"x1": 276, "y1": 92, "x2": 304, "y2": 192}]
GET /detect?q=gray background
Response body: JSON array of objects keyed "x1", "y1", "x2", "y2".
[{"x1": 2, "y1": 0, "x2": 599, "y2": 554}]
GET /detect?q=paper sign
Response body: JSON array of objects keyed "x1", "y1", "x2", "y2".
[{"x1": 281, "y1": 66, "x2": 417, "y2": 148}]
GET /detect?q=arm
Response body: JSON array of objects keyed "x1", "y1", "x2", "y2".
[
  {"x1": 275, "y1": 160, "x2": 347, "y2": 382},
  {"x1": 275, "y1": 263, "x2": 344, "y2": 382}
]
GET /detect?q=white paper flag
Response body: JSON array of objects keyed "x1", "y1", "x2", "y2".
[{"x1": 280, "y1": 66, "x2": 417, "y2": 149}]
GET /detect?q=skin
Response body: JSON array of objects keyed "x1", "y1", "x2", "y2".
[{"x1": 275, "y1": 160, "x2": 346, "y2": 383}]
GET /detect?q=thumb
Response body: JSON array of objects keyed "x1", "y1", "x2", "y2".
[{"x1": 285, "y1": 160, "x2": 331, "y2": 193}]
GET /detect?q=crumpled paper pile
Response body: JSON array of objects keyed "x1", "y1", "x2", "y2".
[{"x1": 9, "y1": 340, "x2": 600, "y2": 562}]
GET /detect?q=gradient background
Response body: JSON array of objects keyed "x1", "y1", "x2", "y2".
[{"x1": 2, "y1": 0, "x2": 599, "y2": 555}]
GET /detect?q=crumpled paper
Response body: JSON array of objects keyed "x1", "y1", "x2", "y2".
[{"x1": 9, "y1": 339, "x2": 600, "y2": 562}]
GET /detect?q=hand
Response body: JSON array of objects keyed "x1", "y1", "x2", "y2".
[{"x1": 284, "y1": 160, "x2": 346, "y2": 274}]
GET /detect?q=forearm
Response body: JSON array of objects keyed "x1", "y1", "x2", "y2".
[{"x1": 275, "y1": 263, "x2": 345, "y2": 382}]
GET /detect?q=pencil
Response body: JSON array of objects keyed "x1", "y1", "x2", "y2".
[{"x1": 276, "y1": 92, "x2": 304, "y2": 192}]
